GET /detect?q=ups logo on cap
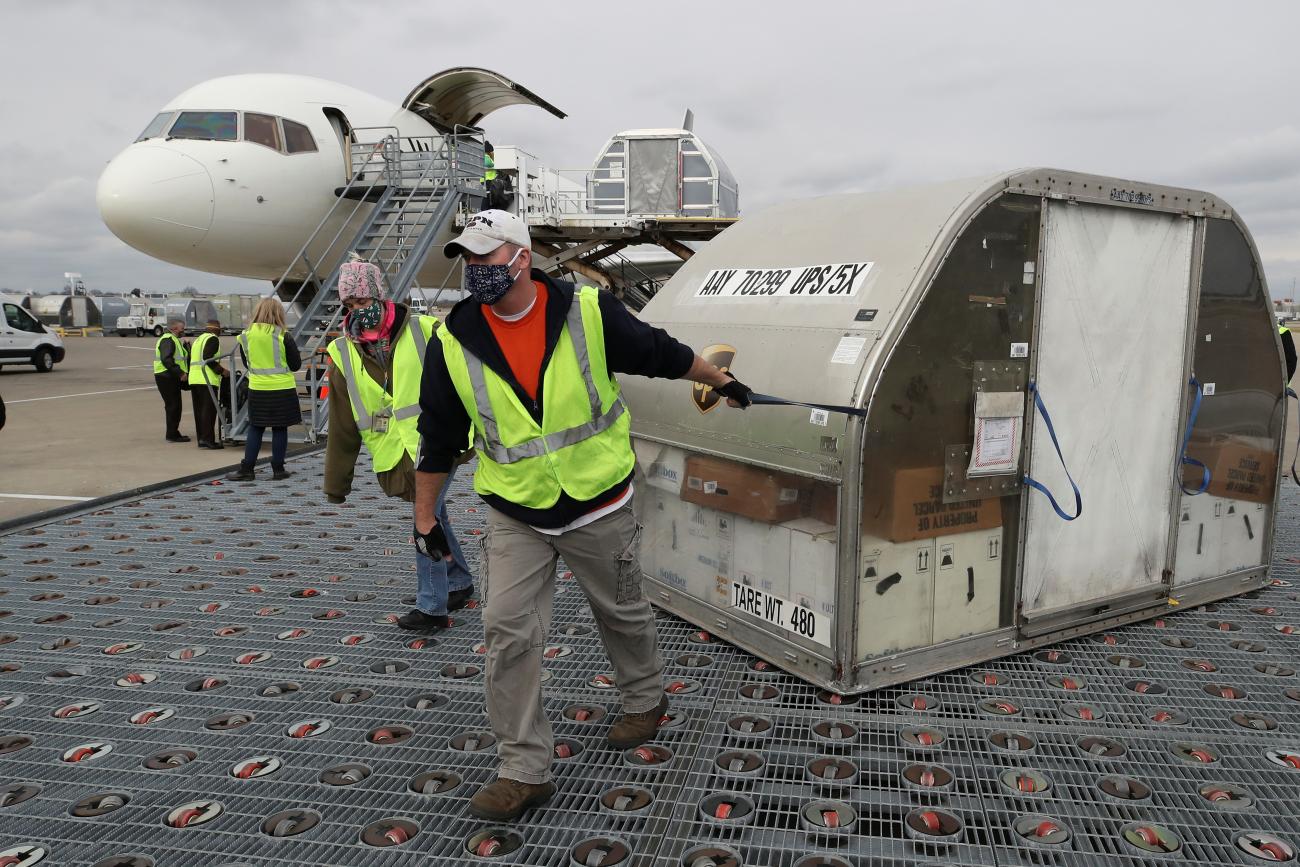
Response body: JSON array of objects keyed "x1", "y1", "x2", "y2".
[{"x1": 692, "y1": 344, "x2": 735, "y2": 414}]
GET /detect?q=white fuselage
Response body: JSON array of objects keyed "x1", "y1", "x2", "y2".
[{"x1": 97, "y1": 74, "x2": 448, "y2": 285}]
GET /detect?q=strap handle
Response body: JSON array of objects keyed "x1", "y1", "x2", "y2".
[
  {"x1": 1178, "y1": 376, "x2": 1211, "y2": 496},
  {"x1": 748, "y1": 392, "x2": 868, "y2": 417},
  {"x1": 1022, "y1": 382, "x2": 1082, "y2": 521}
]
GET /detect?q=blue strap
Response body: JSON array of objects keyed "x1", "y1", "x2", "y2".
[
  {"x1": 1178, "y1": 376, "x2": 1211, "y2": 496},
  {"x1": 1022, "y1": 382, "x2": 1082, "y2": 521},
  {"x1": 1287, "y1": 388, "x2": 1299, "y2": 485}
]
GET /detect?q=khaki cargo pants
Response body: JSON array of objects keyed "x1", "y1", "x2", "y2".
[{"x1": 481, "y1": 498, "x2": 663, "y2": 784}]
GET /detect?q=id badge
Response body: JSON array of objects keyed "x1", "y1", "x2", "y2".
[{"x1": 371, "y1": 416, "x2": 389, "y2": 433}]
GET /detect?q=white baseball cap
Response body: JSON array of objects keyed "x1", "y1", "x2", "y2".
[{"x1": 442, "y1": 209, "x2": 531, "y2": 258}]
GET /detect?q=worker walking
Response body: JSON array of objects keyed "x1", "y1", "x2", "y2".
[
  {"x1": 154, "y1": 319, "x2": 190, "y2": 442},
  {"x1": 324, "y1": 257, "x2": 474, "y2": 628},
  {"x1": 414, "y1": 210, "x2": 752, "y2": 821},
  {"x1": 189, "y1": 319, "x2": 228, "y2": 449},
  {"x1": 226, "y1": 298, "x2": 301, "y2": 481}
]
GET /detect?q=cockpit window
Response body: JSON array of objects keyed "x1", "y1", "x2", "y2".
[
  {"x1": 283, "y1": 120, "x2": 317, "y2": 154},
  {"x1": 136, "y1": 112, "x2": 175, "y2": 142},
  {"x1": 244, "y1": 113, "x2": 282, "y2": 151},
  {"x1": 169, "y1": 111, "x2": 238, "y2": 141}
]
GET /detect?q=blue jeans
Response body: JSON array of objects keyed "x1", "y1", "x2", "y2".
[
  {"x1": 416, "y1": 467, "x2": 474, "y2": 616},
  {"x1": 243, "y1": 425, "x2": 287, "y2": 469}
]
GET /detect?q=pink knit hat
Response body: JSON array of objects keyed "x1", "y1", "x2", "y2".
[{"x1": 337, "y1": 254, "x2": 384, "y2": 301}]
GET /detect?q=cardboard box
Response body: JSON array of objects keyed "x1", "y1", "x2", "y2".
[
  {"x1": 864, "y1": 466, "x2": 1002, "y2": 543},
  {"x1": 1197, "y1": 436, "x2": 1277, "y2": 504},
  {"x1": 930, "y1": 527, "x2": 1003, "y2": 644},
  {"x1": 858, "y1": 534, "x2": 935, "y2": 658},
  {"x1": 788, "y1": 518, "x2": 837, "y2": 619},
  {"x1": 681, "y1": 455, "x2": 813, "y2": 524},
  {"x1": 811, "y1": 482, "x2": 839, "y2": 526},
  {"x1": 634, "y1": 440, "x2": 688, "y2": 494},
  {"x1": 733, "y1": 515, "x2": 793, "y2": 599}
]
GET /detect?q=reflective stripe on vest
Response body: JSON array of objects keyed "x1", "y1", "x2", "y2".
[
  {"x1": 439, "y1": 285, "x2": 635, "y2": 509},
  {"x1": 189, "y1": 332, "x2": 220, "y2": 386},
  {"x1": 326, "y1": 315, "x2": 433, "y2": 472},
  {"x1": 239, "y1": 323, "x2": 295, "y2": 391},
  {"x1": 464, "y1": 298, "x2": 624, "y2": 464},
  {"x1": 153, "y1": 333, "x2": 188, "y2": 375}
]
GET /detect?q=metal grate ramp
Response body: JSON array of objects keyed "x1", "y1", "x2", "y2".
[{"x1": 1, "y1": 456, "x2": 1299, "y2": 866}]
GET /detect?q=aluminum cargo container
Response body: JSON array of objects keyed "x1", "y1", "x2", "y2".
[{"x1": 621, "y1": 168, "x2": 1286, "y2": 693}]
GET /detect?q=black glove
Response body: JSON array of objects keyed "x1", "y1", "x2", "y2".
[
  {"x1": 414, "y1": 520, "x2": 449, "y2": 560},
  {"x1": 715, "y1": 374, "x2": 753, "y2": 408}
]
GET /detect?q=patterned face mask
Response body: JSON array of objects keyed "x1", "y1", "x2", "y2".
[
  {"x1": 350, "y1": 300, "x2": 383, "y2": 331},
  {"x1": 464, "y1": 248, "x2": 524, "y2": 305}
]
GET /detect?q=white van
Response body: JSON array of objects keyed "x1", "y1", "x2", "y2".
[{"x1": 1, "y1": 299, "x2": 66, "y2": 372}]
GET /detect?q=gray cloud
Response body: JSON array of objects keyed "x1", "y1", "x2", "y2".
[{"x1": 2, "y1": 0, "x2": 1298, "y2": 296}]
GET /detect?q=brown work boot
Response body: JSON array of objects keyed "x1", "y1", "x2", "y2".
[
  {"x1": 608, "y1": 695, "x2": 669, "y2": 749},
  {"x1": 468, "y1": 777, "x2": 556, "y2": 821}
]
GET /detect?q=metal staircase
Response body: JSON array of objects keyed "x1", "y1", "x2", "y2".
[{"x1": 225, "y1": 127, "x2": 485, "y2": 442}]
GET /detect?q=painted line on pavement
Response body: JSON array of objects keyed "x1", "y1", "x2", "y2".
[
  {"x1": 0, "y1": 493, "x2": 95, "y2": 502},
  {"x1": 7, "y1": 386, "x2": 154, "y2": 403}
]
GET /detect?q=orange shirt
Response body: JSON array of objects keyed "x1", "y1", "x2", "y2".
[{"x1": 484, "y1": 281, "x2": 548, "y2": 401}]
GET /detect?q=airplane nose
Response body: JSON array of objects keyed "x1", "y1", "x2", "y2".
[{"x1": 97, "y1": 146, "x2": 214, "y2": 253}]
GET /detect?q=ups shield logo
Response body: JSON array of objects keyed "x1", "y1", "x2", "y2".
[{"x1": 692, "y1": 344, "x2": 736, "y2": 414}]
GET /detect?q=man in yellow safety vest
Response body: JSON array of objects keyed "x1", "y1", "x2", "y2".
[
  {"x1": 153, "y1": 318, "x2": 190, "y2": 442},
  {"x1": 414, "y1": 209, "x2": 752, "y2": 821},
  {"x1": 324, "y1": 257, "x2": 474, "y2": 630},
  {"x1": 189, "y1": 319, "x2": 228, "y2": 448}
]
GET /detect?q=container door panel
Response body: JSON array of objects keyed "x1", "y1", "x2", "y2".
[{"x1": 1020, "y1": 202, "x2": 1193, "y2": 616}]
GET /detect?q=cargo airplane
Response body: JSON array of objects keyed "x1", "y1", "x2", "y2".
[{"x1": 96, "y1": 68, "x2": 566, "y2": 295}]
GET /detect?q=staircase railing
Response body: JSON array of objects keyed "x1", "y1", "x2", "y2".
[{"x1": 224, "y1": 127, "x2": 485, "y2": 442}]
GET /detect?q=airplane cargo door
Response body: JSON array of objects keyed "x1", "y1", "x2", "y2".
[{"x1": 1020, "y1": 201, "x2": 1194, "y2": 617}]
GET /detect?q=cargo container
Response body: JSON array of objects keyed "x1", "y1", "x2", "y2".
[{"x1": 622, "y1": 168, "x2": 1285, "y2": 693}]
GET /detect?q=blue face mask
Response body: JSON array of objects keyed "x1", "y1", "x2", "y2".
[{"x1": 465, "y1": 248, "x2": 523, "y2": 305}]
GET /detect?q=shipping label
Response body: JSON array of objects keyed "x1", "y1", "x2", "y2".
[
  {"x1": 730, "y1": 582, "x2": 831, "y2": 647},
  {"x1": 695, "y1": 262, "x2": 873, "y2": 300}
]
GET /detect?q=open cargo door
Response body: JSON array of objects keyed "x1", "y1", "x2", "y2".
[
  {"x1": 402, "y1": 68, "x2": 566, "y2": 132},
  {"x1": 1020, "y1": 201, "x2": 1194, "y2": 618}
]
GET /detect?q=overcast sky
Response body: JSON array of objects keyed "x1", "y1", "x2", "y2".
[{"x1": 3, "y1": 1, "x2": 1298, "y2": 297}]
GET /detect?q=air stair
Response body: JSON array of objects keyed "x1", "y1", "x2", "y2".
[{"x1": 225, "y1": 128, "x2": 485, "y2": 442}]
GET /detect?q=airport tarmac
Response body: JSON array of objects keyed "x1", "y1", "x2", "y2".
[{"x1": 0, "y1": 336, "x2": 314, "y2": 524}]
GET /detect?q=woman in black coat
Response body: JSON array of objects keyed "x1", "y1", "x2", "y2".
[{"x1": 226, "y1": 297, "x2": 301, "y2": 481}]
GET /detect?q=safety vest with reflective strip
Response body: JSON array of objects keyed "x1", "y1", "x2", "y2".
[
  {"x1": 189, "y1": 332, "x2": 221, "y2": 386},
  {"x1": 326, "y1": 315, "x2": 435, "y2": 473},
  {"x1": 483, "y1": 153, "x2": 496, "y2": 182},
  {"x1": 1282, "y1": 324, "x2": 1290, "y2": 336},
  {"x1": 439, "y1": 285, "x2": 635, "y2": 509},
  {"x1": 238, "y1": 323, "x2": 295, "y2": 391},
  {"x1": 152, "y1": 333, "x2": 188, "y2": 375}
]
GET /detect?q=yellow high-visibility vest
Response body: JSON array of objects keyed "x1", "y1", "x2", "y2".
[
  {"x1": 439, "y1": 285, "x2": 634, "y2": 508},
  {"x1": 238, "y1": 323, "x2": 295, "y2": 391},
  {"x1": 189, "y1": 332, "x2": 221, "y2": 386},
  {"x1": 153, "y1": 333, "x2": 188, "y2": 375},
  {"x1": 326, "y1": 315, "x2": 435, "y2": 472}
]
